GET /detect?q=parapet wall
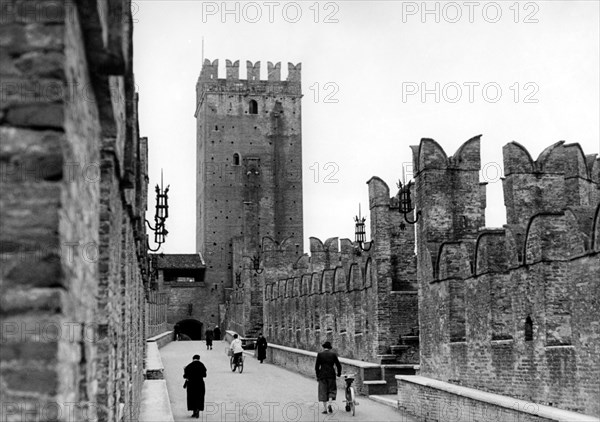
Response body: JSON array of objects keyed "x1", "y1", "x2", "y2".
[
  {"x1": 264, "y1": 237, "x2": 378, "y2": 360},
  {"x1": 199, "y1": 58, "x2": 301, "y2": 82},
  {"x1": 414, "y1": 137, "x2": 600, "y2": 417},
  {"x1": 196, "y1": 59, "x2": 302, "y2": 100},
  {"x1": 262, "y1": 173, "x2": 421, "y2": 362},
  {"x1": 503, "y1": 141, "x2": 599, "y2": 250}
]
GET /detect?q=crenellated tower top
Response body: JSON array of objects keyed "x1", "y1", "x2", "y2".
[
  {"x1": 196, "y1": 59, "x2": 301, "y2": 112},
  {"x1": 198, "y1": 58, "x2": 301, "y2": 83}
]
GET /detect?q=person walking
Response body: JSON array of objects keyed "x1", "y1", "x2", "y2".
[
  {"x1": 183, "y1": 354, "x2": 207, "y2": 418},
  {"x1": 205, "y1": 328, "x2": 213, "y2": 350},
  {"x1": 256, "y1": 333, "x2": 268, "y2": 363},
  {"x1": 315, "y1": 341, "x2": 341, "y2": 414},
  {"x1": 213, "y1": 326, "x2": 221, "y2": 341}
]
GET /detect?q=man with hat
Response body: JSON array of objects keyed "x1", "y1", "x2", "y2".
[{"x1": 315, "y1": 341, "x2": 342, "y2": 414}]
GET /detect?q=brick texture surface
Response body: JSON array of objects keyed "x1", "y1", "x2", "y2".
[
  {"x1": 412, "y1": 137, "x2": 600, "y2": 418},
  {"x1": 196, "y1": 60, "x2": 304, "y2": 335},
  {"x1": 1, "y1": 2, "x2": 150, "y2": 421}
]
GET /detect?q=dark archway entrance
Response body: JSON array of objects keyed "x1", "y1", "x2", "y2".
[{"x1": 174, "y1": 319, "x2": 203, "y2": 340}]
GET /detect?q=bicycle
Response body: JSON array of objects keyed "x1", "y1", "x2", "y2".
[
  {"x1": 342, "y1": 373, "x2": 358, "y2": 416},
  {"x1": 229, "y1": 352, "x2": 244, "y2": 373}
]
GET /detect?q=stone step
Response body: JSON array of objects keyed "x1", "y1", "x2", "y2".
[
  {"x1": 368, "y1": 394, "x2": 399, "y2": 409},
  {"x1": 376, "y1": 354, "x2": 398, "y2": 364},
  {"x1": 363, "y1": 380, "x2": 388, "y2": 396},
  {"x1": 389, "y1": 343, "x2": 420, "y2": 364},
  {"x1": 381, "y1": 365, "x2": 418, "y2": 394}
]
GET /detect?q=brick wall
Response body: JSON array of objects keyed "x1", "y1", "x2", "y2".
[
  {"x1": 413, "y1": 137, "x2": 600, "y2": 417},
  {"x1": 195, "y1": 59, "x2": 304, "y2": 314},
  {"x1": 260, "y1": 205, "x2": 419, "y2": 363},
  {"x1": 1, "y1": 1, "x2": 149, "y2": 420}
]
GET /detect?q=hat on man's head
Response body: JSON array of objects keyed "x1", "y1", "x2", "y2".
[
  {"x1": 322, "y1": 341, "x2": 332, "y2": 349},
  {"x1": 193, "y1": 354, "x2": 200, "y2": 360}
]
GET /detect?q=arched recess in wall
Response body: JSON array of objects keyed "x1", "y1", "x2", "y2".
[
  {"x1": 233, "y1": 153, "x2": 240, "y2": 165},
  {"x1": 249, "y1": 99, "x2": 258, "y2": 114},
  {"x1": 364, "y1": 258, "x2": 373, "y2": 288},
  {"x1": 174, "y1": 319, "x2": 203, "y2": 340}
]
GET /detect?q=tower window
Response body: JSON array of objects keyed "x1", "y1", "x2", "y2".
[
  {"x1": 233, "y1": 153, "x2": 240, "y2": 165},
  {"x1": 249, "y1": 100, "x2": 258, "y2": 114},
  {"x1": 525, "y1": 316, "x2": 533, "y2": 341}
]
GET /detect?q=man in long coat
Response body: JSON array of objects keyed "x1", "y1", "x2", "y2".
[
  {"x1": 183, "y1": 354, "x2": 207, "y2": 418},
  {"x1": 256, "y1": 333, "x2": 268, "y2": 363}
]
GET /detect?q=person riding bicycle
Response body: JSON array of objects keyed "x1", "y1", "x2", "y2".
[{"x1": 229, "y1": 334, "x2": 243, "y2": 367}]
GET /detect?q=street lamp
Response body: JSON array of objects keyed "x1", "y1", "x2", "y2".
[
  {"x1": 235, "y1": 271, "x2": 242, "y2": 288},
  {"x1": 354, "y1": 204, "x2": 372, "y2": 252},
  {"x1": 146, "y1": 170, "x2": 169, "y2": 252},
  {"x1": 251, "y1": 254, "x2": 264, "y2": 274},
  {"x1": 397, "y1": 180, "x2": 420, "y2": 230}
]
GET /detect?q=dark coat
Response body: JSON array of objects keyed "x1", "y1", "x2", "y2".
[
  {"x1": 315, "y1": 349, "x2": 341, "y2": 380},
  {"x1": 213, "y1": 327, "x2": 221, "y2": 340},
  {"x1": 205, "y1": 329, "x2": 213, "y2": 346},
  {"x1": 256, "y1": 336, "x2": 268, "y2": 360},
  {"x1": 184, "y1": 360, "x2": 207, "y2": 411}
]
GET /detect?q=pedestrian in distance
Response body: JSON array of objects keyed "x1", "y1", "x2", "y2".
[
  {"x1": 256, "y1": 333, "x2": 268, "y2": 363},
  {"x1": 213, "y1": 326, "x2": 221, "y2": 341},
  {"x1": 315, "y1": 341, "x2": 341, "y2": 414},
  {"x1": 205, "y1": 328, "x2": 213, "y2": 350},
  {"x1": 183, "y1": 354, "x2": 207, "y2": 418}
]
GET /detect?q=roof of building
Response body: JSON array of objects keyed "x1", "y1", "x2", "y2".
[{"x1": 152, "y1": 253, "x2": 206, "y2": 269}]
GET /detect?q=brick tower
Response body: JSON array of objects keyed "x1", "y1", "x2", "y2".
[{"x1": 195, "y1": 59, "x2": 304, "y2": 332}]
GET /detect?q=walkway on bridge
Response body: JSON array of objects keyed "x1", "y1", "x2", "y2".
[{"x1": 160, "y1": 340, "x2": 417, "y2": 422}]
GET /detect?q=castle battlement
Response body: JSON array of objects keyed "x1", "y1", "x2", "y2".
[
  {"x1": 408, "y1": 136, "x2": 599, "y2": 281},
  {"x1": 413, "y1": 138, "x2": 599, "y2": 416},
  {"x1": 504, "y1": 141, "x2": 598, "y2": 180},
  {"x1": 198, "y1": 58, "x2": 301, "y2": 84},
  {"x1": 431, "y1": 203, "x2": 599, "y2": 282},
  {"x1": 266, "y1": 259, "x2": 371, "y2": 300},
  {"x1": 411, "y1": 135, "x2": 482, "y2": 175}
]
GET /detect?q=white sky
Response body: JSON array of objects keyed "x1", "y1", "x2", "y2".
[{"x1": 134, "y1": 1, "x2": 600, "y2": 254}]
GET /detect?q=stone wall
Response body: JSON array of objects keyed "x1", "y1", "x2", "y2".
[
  {"x1": 412, "y1": 137, "x2": 600, "y2": 417},
  {"x1": 163, "y1": 282, "x2": 216, "y2": 333},
  {"x1": 262, "y1": 221, "x2": 419, "y2": 362},
  {"x1": 1, "y1": 1, "x2": 149, "y2": 421},
  {"x1": 264, "y1": 238, "x2": 378, "y2": 361},
  {"x1": 397, "y1": 376, "x2": 599, "y2": 422},
  {"x1": 146, "y1": 291, "x2": 169, "y2": 338}
]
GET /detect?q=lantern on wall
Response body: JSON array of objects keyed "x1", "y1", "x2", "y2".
[
  {"x1": 354, "y1": 204, "x2": 372, "y2": 252},
  {"x1": 251, "y1": 254, "x2": 264, "y2": 274},
  {"x1": 146, "y1": 170, "x2": 170, "y2": 251},
  {"x1": 397, "y1": 180, "x2": 420, "y2": 229}
]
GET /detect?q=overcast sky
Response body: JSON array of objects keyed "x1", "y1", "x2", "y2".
[{"x1": 134, "y1": 1, "x2": 599, "y2": 254}]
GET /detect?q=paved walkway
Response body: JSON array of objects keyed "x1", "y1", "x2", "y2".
[{"x1": 160, "y1": 340, "x2": 416, "y2": 422}]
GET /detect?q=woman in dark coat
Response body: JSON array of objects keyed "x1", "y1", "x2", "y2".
[
  {"x1": 183, "y1": 354, "x2": 207, "y2": 418},
  {"x1": 205, "y1": 329, "x2": 213, "y2": 350},
  {"x1": 256, "y1": 333, "x2": 268, "y2": 363}
]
